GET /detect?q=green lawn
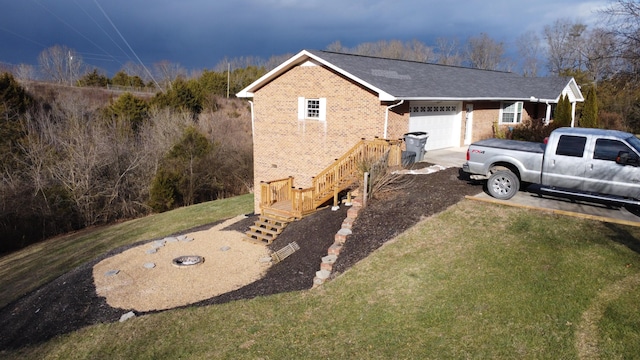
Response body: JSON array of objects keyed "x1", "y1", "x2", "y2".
[{"x1": 5, "y1": 199, "x2": 640, "y2": 359}]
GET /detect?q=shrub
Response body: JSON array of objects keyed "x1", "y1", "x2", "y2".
[
  {"x1": 357, "y1": 152, "x2": 413, "y2": 200},
  {"x1": 148, "y1": 168, "x2": 181, "y2": 212},
  {"x1": 511, "y1": 119, "x2": 561, "y2": 142}
]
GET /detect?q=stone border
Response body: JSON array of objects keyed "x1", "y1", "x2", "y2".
[
  {"x1": 312, "y1": 196, "x2": 362, "y2": 287},
  {"x1": 312, "y1": 164, "x2": 450, "y2": 287}
]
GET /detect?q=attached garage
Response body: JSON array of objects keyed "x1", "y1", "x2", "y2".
[{"x1": 408, "y1": 101, "x2": 462, "y2": 151}]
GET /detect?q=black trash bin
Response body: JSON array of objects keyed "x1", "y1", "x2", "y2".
[{"x1": 403, "y1": 132, "x2": 429, "y2": 162}]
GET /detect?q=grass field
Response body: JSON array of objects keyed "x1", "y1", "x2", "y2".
[{"x1": 3, "y1": 199, "x2": 640, "y2": 359}]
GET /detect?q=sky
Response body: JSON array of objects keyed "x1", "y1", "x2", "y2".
[{"x1": 0, "y1": 0, "x2": 610, "y2": 76}]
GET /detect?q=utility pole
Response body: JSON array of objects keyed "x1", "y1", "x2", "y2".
[{"x1": 68, "y1": 51, "x2": 73, "y2": 86}]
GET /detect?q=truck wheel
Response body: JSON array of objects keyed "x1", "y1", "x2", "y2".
[{"x1": 487, "y1": 170, "x2": 520, "y2": 200}]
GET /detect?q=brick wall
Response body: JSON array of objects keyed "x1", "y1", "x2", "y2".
[
  {"x1": 252, "y1": 62, "x2": 408, "y2": 213},
  {"x1": 468, "y1": 101, "x2": 500, "y2": 141},
  {"x1": 464, "y1": 101, "x2": 542, "y2": 142}
]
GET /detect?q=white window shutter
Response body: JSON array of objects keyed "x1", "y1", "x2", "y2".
[
  {"x1": 297, "y1": 97, "x2": 305, "y2": 120},
  {"x1": 319, "y1": 98, "x2": 327, "y2": 121}
]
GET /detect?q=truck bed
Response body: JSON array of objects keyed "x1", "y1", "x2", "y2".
[
  {"x1": 465, "y1": 138, "x2": 545, "y2": 184},
  {"x1": 472, "y1": 138, "x2": 546, "y2": 153}
]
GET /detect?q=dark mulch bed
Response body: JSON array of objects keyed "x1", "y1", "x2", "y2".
[{"x1": 0, "y1": 167, "x2": 482, "y2": 350}]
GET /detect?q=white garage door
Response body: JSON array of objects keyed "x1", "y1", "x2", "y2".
[{"x1": 408, "y1": 101, "x2": 462, "y2": 151}]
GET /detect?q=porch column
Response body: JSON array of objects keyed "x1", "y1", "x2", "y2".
[{"x1": 545, "y1": 102, "x2": 552, "y2": 124}]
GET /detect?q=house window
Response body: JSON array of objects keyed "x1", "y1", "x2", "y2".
[
  {"x1": 500, "y1": 101, "x2": 523, "y2": 124},
  {"x1": 298, "y1": 97, "x2": 326, "y2": 121},
  {"x1": 306, "y1": 99, "x2": 320, "y2": 118}
]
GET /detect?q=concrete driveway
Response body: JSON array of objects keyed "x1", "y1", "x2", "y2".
[
  {"x1": 423, "y1": 147, "x2": 467, "y2": 168},
  {"x1": 422, "y1": 146, "x2": 640, "y2": 227}
]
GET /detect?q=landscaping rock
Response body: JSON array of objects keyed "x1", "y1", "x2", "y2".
[
  {"x1": 104, "y1": 270, "x2": 119, "y2": 277},
  {"x1": 119, "y1": 311, "x2": 136, "y2": 322}
]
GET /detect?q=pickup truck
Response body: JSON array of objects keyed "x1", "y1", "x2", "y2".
[{"x1": 462, "y1": 127, "x2": 640, "y2": 205}]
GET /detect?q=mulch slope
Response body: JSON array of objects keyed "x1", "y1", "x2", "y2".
[{"x1": 0, "y1": 167, "x2": 482, "y2": 350}]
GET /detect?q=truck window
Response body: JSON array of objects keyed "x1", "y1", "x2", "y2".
[
  {"x1": 594, "y1": 139, "x2": 633, "y2": 161},
  {"x1": 556, "y1": 135, "x2": 586, "y2": 157}
]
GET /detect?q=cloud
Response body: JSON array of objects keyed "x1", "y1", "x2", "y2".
[{"x1": 0, "y1": 0, "x2": 616, "y2": 75}]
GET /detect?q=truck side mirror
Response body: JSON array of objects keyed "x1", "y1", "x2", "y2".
[
  {"x1": 616, "y1": 151, "x2": 629, "y2": 165},
  {"x1": 616, "y1": 151, "x2": 639, "y2": 166}
]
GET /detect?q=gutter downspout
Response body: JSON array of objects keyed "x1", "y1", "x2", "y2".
[
  {"x1": 248, "y1": 100, "x2": 255, "y2": 141},
  {"x1": 384, "y1": 100, "x2": 404, "y2": 139}
]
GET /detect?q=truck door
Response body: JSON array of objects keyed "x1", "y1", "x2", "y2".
[
  {"x1": 583, "y1": 138, "x2": 640, "y2": 198},
  {"x1": 541, "y1": 134, "x2": 587, "y2": 190}
]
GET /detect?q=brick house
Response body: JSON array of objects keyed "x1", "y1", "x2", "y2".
[{"x1": 237, "y1": 50, "x2": 584, "y2": 214}]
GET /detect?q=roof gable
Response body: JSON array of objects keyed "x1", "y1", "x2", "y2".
[{"x1": 237, "y1": 50, "x2": 583, "y2": 103}]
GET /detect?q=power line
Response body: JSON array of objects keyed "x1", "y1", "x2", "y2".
[
  {"x1": 0, "y1": 25, "x2": 48, "y2": 48},
  {"x1": 72, "y1": 0, "x2": 133, "y2": 66},
  {"x1": 32, "y1": 0, "x2": 123, "y2": 68},
  {"x1": 93, "y1": 0, "x2": 162, "y2": 91}
]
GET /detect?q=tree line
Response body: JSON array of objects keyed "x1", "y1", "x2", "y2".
[{"x1": 1, "y1": 72, "x2": 253, "y2": 254}]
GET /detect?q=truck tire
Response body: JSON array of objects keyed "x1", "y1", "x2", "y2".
[{"x1": 487, "y1": 169, "x2": 520, "y2": 200}]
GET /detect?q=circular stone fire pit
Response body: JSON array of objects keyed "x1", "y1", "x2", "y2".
[{"x1": 172, "y1": 255, "x2": 204, "y2": 268}]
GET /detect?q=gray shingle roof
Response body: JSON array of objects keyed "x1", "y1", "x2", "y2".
[
  {"x1": 237, "y1": 49, "x2": 581, "y2": 103},
  {"x1": 306, "y1": 50, "x2": 574, "y2": 101}
]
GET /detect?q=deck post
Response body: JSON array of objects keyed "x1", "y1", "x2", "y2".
[
  {"x1": 332, "y1": 186, "x2": 340, "y2": 210},
  {"x1": 363, "y1": 172, "x2": 369, "y2": 207}
]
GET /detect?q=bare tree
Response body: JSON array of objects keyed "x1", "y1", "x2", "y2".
[
  {"x1": 435, "y1": 37, "x2": 463, "y2": 66},
  {"x1": 264, "y1": 54, "x2": 294, "y2": 71},
  {"x1": 543, "y1": 17, "x2": 619, "y2": 82},
  {"x1": 600, "y1": 0, "x2": 640, "y2": 71},
  {"x1": 14, "y1": 64, "x2": 37, "y2": 82},
  {"x1": 377, "y1": 40, "x2": 406, "y2": 59},
  {"x1": 47, "y1": 95, "x2": 110, "y2": 225},
  {"x1": 38, "y1": 45, "x2": 84, "y2": 85},
  {"x1": 213, "y1": 56, "x2": 267, "y2": 73},
  {"x1": 352, "y1": 41, "x2": 376, "y2": 57},
  {"x1": 543, "y1": 18, "x2": 590, "y2": 75},
  {"x1": 517, "y1": 31, "x2": 542, "y2": 76},
  {"x1": 326, "y1": 40, "x2": 345, "y2": 52},
  {"x1": 405, "y1": 39, "x2": 436, "y2": 62},
  {"x1": 139, "y1": 107, "x2": 193, "y2": 174},
  {"x1": 584, "y1": 27, "x2": 619, "y2": 81},
  {"x1": 465, "y1": 33, "x2": 506, "y2": 70},
  {"x1": 328, "y1": 39, "x2": 435, "y2": 62},
  {"x1": 153, "y1": 60, "x2": 186, "y2": 90}
]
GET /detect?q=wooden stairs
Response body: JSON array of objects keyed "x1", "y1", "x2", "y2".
[
  {"x1": 244, "y1": 212, "x2": 291, "y2": 245},
  {"x1": 244, "y1": 138, "x2": 402, "y2": 245}
]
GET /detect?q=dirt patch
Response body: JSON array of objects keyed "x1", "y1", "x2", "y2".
[
  {"x1": 0, "y1": 166, "x2": 483, "y2": 350},
  {"x1": 93, "y1": 216, "x2": 271, "y2": 312}
]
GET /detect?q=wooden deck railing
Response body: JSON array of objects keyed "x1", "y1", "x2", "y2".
[
  {"x1": 260, "y1": 177, "x2": 293, "y2": 208},
  {"x1": 261, "y1": 138, "x2": 402, "y2": 219}
]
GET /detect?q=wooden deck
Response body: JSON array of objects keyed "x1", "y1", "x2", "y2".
[
  {"x1": 245, "y1": 138, "x2": 402, "y2": 244},
  {"x1": 260, "y1": 138, "x2": 402, "y2": 219}
]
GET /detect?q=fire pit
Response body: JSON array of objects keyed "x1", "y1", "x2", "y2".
[{"x1": 172, "y1": 255, "x2": 204, "y2": 268}]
